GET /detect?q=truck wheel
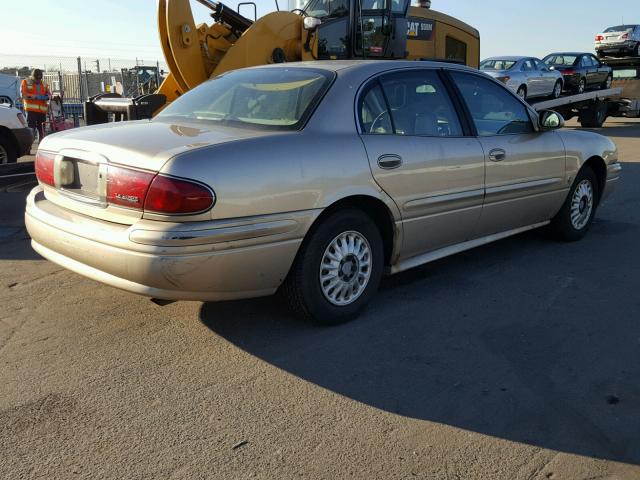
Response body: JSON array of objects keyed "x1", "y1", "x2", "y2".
[
  {"x1": 0, "y1": 134, "x2": 17, "y2": 164},
  {"x1": 516, "y1": 86, "x2": 527, "y2": 100},
  {"x1": 550, "y1": 166, "x2": 598, "y2": 242},
  {"x1": 579, "y1": 100, "x2": 608, "y2": 128},
  {"x1": 282, "y1": 208, "x2": 384, "y2": 325}
]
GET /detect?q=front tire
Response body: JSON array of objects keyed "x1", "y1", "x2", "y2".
[
  {"x1": 0, "y1": 134, "x2": 17, "y2": 164},
  {"x1": 550, "y1": 166, "x2": 599, "y2": 241},
  {"x1": 552, "y1": 80, "x2": 562, "y2": 99},
  {"x1": 516, "y1": 85, "x2": 527, "y2": 100},
  {"x1": 282, "y1": 209, "x2": 384, "y2": 325}
]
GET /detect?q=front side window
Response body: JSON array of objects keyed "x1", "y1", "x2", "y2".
[
  {"x1": 451, "y1": 72, "x2": 534, "y2": 136},
  {"x1": 359, "y1": 70, "x2": 462, "y2": 137},
  {"x1": 157, "y1": 68, "x2": 333, "y2": 130}
]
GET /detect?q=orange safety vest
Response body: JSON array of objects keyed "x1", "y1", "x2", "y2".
[{"x1": 21, "y1": 79, "x2": 49, "y2": 114}]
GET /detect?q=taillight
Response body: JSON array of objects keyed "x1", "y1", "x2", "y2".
[
  {"x1": 563, "y1": 69, "x2": 576, "y2": 76},
  {"x1": 621, "y1": 33, "x2": 629, "y2": 39},
  {"x1": 144, "y1": 175, "x2": 214, "y2": 215},
  {"x1": 595, "y1": 35, "x2": 604, "y2": 41},
  {"x1": 35, "y1": 151, "x2": 55, "y2": 186},
  {"x1": 496, "y1": 76, "x2": 510, "y2": 84},
  {"x1": 106, "y1": 165, "x2": 155, "y2": 209}
]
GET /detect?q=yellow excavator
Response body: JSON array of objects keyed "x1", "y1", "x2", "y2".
[{"x1": 85, "y1": 0, "x2": 479, "y2": 124}]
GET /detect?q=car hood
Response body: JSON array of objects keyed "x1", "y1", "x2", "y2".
[{"x1": 38, "y1": 119, "x2": 279, "y2": 171}]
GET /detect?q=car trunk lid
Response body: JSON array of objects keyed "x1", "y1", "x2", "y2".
[{"x1": 37, "y1": 119, "x2": 274, "y2": 224}]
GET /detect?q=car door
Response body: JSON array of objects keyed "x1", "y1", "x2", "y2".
[
  {"x1": 358, "y1": 69, "x2": 485, "y2": 260},
  {"x1": 448, "y1": 71, "x2": 567, "y2": 237},
  {"x1": 521, "y1": 59, "x2": 538, "y2": 96},
  {"x1": 590, "y1": 55, "x2": 609, "y2": 84},
  {"x1": 534, "y1": 59, "x2": 555, "y2": 94},
  {"x1": 581, "y1": 55, "x2": 598, "y2": 87}
]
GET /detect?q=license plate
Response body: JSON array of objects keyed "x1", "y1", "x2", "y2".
[{"x1": 60, "y1": 158, "x2": 100, "y2": 199}]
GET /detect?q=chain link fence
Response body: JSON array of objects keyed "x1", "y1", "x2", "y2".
[{"x1": 0, "y1": 54, "x2": 168, "y2": 122}]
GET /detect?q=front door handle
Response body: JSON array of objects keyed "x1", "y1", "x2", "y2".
[
  {"x1": 378, "y1": 154, "x2": 402, "y2": 169},
  {"x1": 488, "y1": 149, "x2": 507, "y2": 162}
]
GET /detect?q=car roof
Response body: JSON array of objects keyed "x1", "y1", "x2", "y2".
[
  {"x1": 482, "y1": 56, "x2": 528, "y2": 61},
  {"x1": 545, "y1": 52, "x2": 589, "y2": 57},
  {"x1": 242, "y1": 60, "x2": 480, "y2": 75}
]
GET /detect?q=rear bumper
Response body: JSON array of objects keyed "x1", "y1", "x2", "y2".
[
  {"x1": 25, "y1": 187, "x2": 319, "y2": 301},
  {"x1": 596, "y1": 42, "x2": 637, "y2": 55},
  {"x1": 11, "y1": 127, "x2": 34, "y2": 157}
]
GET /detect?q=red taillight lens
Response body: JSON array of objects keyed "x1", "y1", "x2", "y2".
[
  {"x1": 144, "y1": 175, "x2": 214, "y2": 215},
  {"x1": 106, "y1": 165, "x2": 155, "y2": 209},
  {"x1": 595, "y1": 35, "x2": 604, "y2": 41},
  {"x1": 496, "y1": 76, "x2": 511, "y2": 84},
  {"x1": 563, "y1": 69, "x2": 576, "y2": 76},
  {"x1": 621, "y1": 33, "x2": 629, "y2": 40},
  {"x1": 35, "y1": 151, "x2": 55, "y2": 186}
]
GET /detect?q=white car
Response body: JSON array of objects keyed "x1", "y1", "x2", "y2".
[{"x1": 0, "y1": 105, "x2": 33, "y2": 163}]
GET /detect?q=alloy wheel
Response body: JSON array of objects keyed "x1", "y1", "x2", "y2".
[
  {"x1": 570, "y1": 179, "x2": 594, "y2": 230},
  {"x1": 553, "y1": 81, "x2": 562, "y2": 98},
  {"x1": 605, "y1": 76, "x2": 613, "y2": 89},
  {"x1": 319, "y1": 230, "x2": 372, "y2": 306},
  {"x1": 578, "y1": 79, "x2": 586, "y2": 94}
]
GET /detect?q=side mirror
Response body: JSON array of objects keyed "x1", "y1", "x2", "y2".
[
  {"x1": 548, "y1": 65, "x2": 555, "y2": 70},
  {"x1": 540, "y1": 110, "x2": 565, "y2": 130}
]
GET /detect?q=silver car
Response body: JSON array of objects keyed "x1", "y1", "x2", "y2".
[
  {"x1": 595, "y1": 25, "x2": 640, "y2": 58},
  {"x1": 25, "y1": 61, "x2": 621, "y2": 325},
  {"x1": 480, "y1": 56, "x2": 564, "y2": 100}
]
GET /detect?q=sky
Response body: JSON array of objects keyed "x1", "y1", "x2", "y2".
[{"x1": 0, "y1": 0, "x2": 637, "y2": 65}]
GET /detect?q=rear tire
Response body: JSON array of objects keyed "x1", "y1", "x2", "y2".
[
  {"x1": 550, "y1": 166, "x2": 599, "y2": 242},
  {"x1": 0, "y1": 134, "x2": 17, "y2": 164},
  {"x1": 574, "y1": 78, "x2": 586, "y2": 94},
  {"x1": 579, "y1": 100, "x2": 608, "y2": 128},
  {"x1": 282, "y1": 208, "x2": 384, "y2": 325},
  {"x1": 602, "y1": 75, "x2": 613, "y2": 90}
]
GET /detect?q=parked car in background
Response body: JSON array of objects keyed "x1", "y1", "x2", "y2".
[
  {"x1": 25, "y1": 61, "x2": 620, "y2": 325},
  {"x1": 543, "y1": 52, "x2": 613, "y2": 93},
  {"x1": 0, "y1": 104, "x2": 33, "y2": 164},
  {"x1": 480, "y1": 56, "x2": 563, "y2": 100},
  {"x1": 595, "y1": 25, "x2": 640, "y2": 58}
]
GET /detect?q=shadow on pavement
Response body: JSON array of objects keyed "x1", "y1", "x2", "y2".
[{"x1": 200, "y1": 164, "x2": 640, "y2": 466}]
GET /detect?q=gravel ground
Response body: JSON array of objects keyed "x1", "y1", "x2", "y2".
[{"x1": 1, "y1": 118, "x2": 639, "y2": 479}]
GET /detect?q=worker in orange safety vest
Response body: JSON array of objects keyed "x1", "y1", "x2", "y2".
[{"x1": 20, "y1": 69, "x2": 51, "y2": 141}]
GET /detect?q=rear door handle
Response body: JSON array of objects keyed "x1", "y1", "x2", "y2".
[
  {"x1": 488, "y1": 149, "x2": 507, "y2": 162},
  {"x1": 378, "y1": 154, "x2": 402, "y2": 169}
]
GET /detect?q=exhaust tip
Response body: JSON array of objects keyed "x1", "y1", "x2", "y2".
[{"x1": 150, "y1": 298, "x2": 176, "y2": 307}]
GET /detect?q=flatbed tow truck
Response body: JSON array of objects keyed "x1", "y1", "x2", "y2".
[{"x1": 531, "y1": 56, "x2": 640, "y2": 127}]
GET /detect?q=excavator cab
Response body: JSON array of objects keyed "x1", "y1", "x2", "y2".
[{"x1": 303, "y1": 0, "x2": 410, "y2": 59}]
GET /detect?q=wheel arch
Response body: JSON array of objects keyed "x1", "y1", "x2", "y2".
[
  {"x1": 582, "y1": 155, "x2": 607, "y2": 204},
  {"x1": 0, "y1": 126, "x2": 18, "y2": 154},
  {"x1": 309, "y1": 195, "x2": 400, "y2": 267}
]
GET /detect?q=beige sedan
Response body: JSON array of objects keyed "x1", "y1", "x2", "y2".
[{"x1": 25, "y1": 61, "x2": 621, "y2": 324}]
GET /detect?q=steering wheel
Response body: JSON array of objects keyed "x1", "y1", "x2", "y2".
[{"x1": 370, "y1": 110, "x2": 391, "y2": 133}]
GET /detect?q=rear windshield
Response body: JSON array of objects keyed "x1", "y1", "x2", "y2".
[
  {"x1": 157, "y1": 68, "x2": 334, "y2": 130},
  {"x1": 604, "y1": 25, "x2": 635, "y2": 33},
  {"x1": 543, "y1": 55, "x2": 578, "y2": 66},
  {"x1": 480, "y1": 59, "x2": 517, "y2": 71}
]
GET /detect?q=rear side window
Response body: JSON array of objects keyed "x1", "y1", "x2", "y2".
[
  {"x1": 359, "y1": 70, "x2": 462, "y2": 137},
  {"x1": 451, "y1": 72, "x2": 533, "y2": 136}
]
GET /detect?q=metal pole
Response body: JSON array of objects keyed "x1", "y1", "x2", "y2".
[{"x1": 77, "y1": 56, "x2": 84, "y2": 100}]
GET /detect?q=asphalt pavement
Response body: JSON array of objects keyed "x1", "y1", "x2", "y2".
[{"x1": 1, "y1": 119, "x2": 639, "y2": 479}]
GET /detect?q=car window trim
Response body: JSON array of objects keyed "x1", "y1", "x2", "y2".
[
  {"x1": 355, "y1": 67, "x2": 470, "y2": 138},
  {"x1": 445, "y1": 69, "x2": 539, "y2": 137}
]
